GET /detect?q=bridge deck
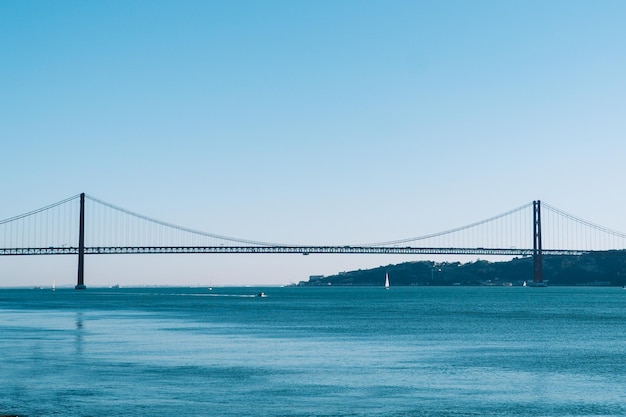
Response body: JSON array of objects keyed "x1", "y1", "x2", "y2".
[{"x1": 0, "y1": 246, "x2": 585, "y2": 256}]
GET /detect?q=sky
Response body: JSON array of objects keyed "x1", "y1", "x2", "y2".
[{"x1": 2, "y1": 0, "x2": 626, "y2": 287}]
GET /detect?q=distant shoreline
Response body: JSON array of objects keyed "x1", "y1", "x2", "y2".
[{"x1": 299, "y1": 250, "x2": 626, "y2": 288}]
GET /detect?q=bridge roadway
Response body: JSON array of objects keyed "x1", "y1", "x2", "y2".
[{"x1": 1, "y1": 246, "x2": 585, "y2": 256}]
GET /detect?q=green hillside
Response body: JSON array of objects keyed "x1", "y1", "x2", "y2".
[{"x1": 299, "y1": 250, "x2": 626, "y2": 287}]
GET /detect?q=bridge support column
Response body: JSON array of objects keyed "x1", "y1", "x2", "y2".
[
  {"x1": 533, "y1": 200, "x2": 543, "y2": 284},
  {"x1": 75, "y1": 193, "x2": 87, "y2": 290}
]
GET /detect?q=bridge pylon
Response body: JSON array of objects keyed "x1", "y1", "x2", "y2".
[
  {"x1": 75, "y1": 193, "x2": 87, "y2": 290},
  {"x1": 533, "y1": 200, "x2": 543, "y2": 284}
]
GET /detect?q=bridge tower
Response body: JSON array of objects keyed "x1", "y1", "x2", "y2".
[
  {"x1": 533, "y1": 200, "x2": 543, "y2": 284},
  {"x1": 75, "y1": 193, "x2": 87, "y2": 290}
]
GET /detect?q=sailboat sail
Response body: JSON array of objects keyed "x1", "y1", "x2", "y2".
[{"x1": 384, "y1": 273, "x2": 390, "y2": 289}]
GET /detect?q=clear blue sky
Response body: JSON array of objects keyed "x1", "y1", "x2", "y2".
[{"x1": 2, "y1": 0, "x2": 626, "y2": 287}]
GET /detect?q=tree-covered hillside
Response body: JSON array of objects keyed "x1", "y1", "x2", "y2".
[{"x1": 299, "y1": 250, "x2": 626, "y2": 287}]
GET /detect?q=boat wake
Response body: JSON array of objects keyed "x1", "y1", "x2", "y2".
[{"x1": 190, "y1": 293, "x2": 261, "y2": 298}]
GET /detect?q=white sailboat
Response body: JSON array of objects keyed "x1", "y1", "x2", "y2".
[
  {"x1": 384, "y1": 273, "x2": 390, "y2": 289},
  {"x1": 52, "y1": 280, "x2": 56, "y2": 291}
]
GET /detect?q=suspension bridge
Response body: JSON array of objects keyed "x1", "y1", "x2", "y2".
[{"x1": 2, "y1": 193, "x2": 626, "y2": 289}]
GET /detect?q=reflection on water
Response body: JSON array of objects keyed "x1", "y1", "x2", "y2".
[{"x1": 75, "y1": 312, "x2": 84, "y2": 356}]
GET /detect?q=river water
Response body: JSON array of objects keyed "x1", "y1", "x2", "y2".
[{"x1": 1, "y1": 286, "x2": 625, "y2": 416}]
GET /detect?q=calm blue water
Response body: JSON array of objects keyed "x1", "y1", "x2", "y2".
[{"x1": 1, "y1": 286, "x2": 625, "y2": 416}]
